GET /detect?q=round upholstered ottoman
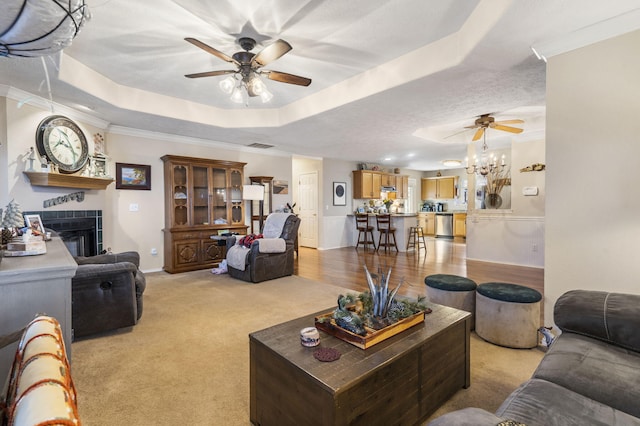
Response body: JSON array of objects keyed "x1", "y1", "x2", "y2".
[
  {"x1": 475, "y1": 282, "x2": 542, "y2": 349},
  {"x1": 425, "y1": 274, "x2": 477, "y2": 329}
]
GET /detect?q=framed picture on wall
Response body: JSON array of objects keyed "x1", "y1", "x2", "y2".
[
  {"x1": 115, "y1": 163, "x2": 151, "y2": 190},
  {"x1": 333, "y1": 182, "x2": 346, "y2": 206},
  {"x1": 273, "y1": 180, "x2": 288, "y2": 194}
]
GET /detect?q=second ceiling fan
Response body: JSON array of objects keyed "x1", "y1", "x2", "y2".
[
  {"x1": 184, "y1": 36, "x2": 311, "y2": 98},
  {"x1": 465, "y1": 114, "x2": 524, "y2": 141}
]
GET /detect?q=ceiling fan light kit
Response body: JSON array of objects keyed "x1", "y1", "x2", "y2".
[
  {"x1": 219, "y1": 76, "x2": 235, "y2": 94},
  {"x1": 184, "y1": 36, "x2": 310, "y2": 104}
]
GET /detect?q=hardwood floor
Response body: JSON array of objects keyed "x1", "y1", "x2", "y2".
[{"x1": 294, "y1": 237, "x2": 544, "y2": 302}]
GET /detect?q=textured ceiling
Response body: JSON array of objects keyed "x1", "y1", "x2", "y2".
[{"x1": 1, "y1": 0, "x2": 639, "y2": 170}]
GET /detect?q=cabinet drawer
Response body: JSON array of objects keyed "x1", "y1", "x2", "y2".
[{"x1": 172, "y1": 232, "x2": 202, "y2": 241}]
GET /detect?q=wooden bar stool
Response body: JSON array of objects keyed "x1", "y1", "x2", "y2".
[
  {"x1": 376, "y1": 214, "x2": 398, "y2": 253},
  {"x1": 355, "y1": 214, "x2": 376, "y2": 251},
  {"x1": 406, "y1": 221, "x2": 427, "y2": 253}
]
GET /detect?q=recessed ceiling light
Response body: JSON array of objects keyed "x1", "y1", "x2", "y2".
[
  {"x1": 384, "y1": 157, "x2": 391, "y2": 161},
  {"x1": 442, "y1": 159, "x2": 462, "y2": 167}
]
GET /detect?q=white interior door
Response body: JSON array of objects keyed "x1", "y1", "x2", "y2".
[{"x1": 298, "y1": 171, "x2": 318, "y2": 248}]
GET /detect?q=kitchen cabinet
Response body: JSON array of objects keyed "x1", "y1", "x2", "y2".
[
  {"x1": 381, "y1": 174, "x2": 395, "y2": 187},
  {"x1": 396, "y1": 175, "x2": 408, "y2": 199},
  {"x1": 353, "y1": 170, "x2": 382, "y2": 199},
  {"x1": 353, "y1": 170, "x2": 409, "y2": 199},
  {"x1": 161, "y1": 155, "x2": 248, "y2": 273},
  {"x1": 421, "y1": 176, "x2": 457, "y2": 200},
  {"x1": 419, "y1": 212, "x2": 435, "y2": 236},
  {"x1": 453, "y1": 213, "x2": 467, "y2": 237}
]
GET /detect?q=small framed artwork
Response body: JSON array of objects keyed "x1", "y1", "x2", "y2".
[
  {"x1": 273, "y1": 180, "x2": 289, "y2": 194},
  {"x1": 116, "y1": 163, "x2": 151, "y2": 190},
  {"x1": 333, "y1": 182, "x2": 346, "y2": 206},
  {"x1": 24, "y1": 214, "x2": 45, "y2": 235}
]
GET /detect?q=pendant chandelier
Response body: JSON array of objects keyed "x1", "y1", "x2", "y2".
[
  {"x1": 1, "y1": 0, "x2": 90, "y2": 58},
  {"x1": 465, "y1": 130, "x2": 506, "y2": 176}
]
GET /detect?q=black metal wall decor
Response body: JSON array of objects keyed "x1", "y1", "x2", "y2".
[{"x1": 1, "y1": 1, "x2": 90, "y2": 58}]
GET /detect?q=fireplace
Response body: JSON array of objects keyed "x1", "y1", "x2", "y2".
[{"x1": 24, "y1": 210, "x2": 103, "y2": 257}]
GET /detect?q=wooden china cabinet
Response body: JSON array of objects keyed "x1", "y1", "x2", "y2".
[{"x1": 161, "y1": 155, "x2": 248, "y2": 273}]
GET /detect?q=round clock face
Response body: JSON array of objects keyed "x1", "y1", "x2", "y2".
[{"x1": 35, "y1": 115, "x2": 89, "y2": 174}]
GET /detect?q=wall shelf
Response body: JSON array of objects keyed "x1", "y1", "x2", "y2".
[{"x1": 23, "y1": 171, "x2": 114, "y2": 190}]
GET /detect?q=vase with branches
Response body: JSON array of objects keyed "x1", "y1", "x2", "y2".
[{"x1": 484, "y1": 166, "x2": 510, "y2": 208}]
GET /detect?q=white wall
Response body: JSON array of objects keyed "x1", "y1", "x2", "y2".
[
  {"x1": 321, "y1": 158, "x2": 357, "y2": 250},
  {"x1": 545, "y1": 29, "x2": 640, "y2": 324}
]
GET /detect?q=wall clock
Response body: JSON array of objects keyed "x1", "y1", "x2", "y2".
[{"x1": 35, "y1": 115, "x2": 89, "y2": 174}]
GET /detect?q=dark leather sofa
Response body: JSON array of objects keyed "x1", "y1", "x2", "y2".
[
  {"x1": 429, "y1": 290, "x2": 640, "y2": 425},
  {"x1": 226, "y1": 214, "x2": 300, "y2": 283},
  {"x1": 72, "y1": 251, "x2": 146, "y2": 338}
]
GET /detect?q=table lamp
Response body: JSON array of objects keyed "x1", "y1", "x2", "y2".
[{"x1": 243, "y1": 184, "x2": 265, "y2": 233}]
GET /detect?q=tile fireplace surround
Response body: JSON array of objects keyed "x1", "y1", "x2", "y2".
[{"x1": 23, "y1": 210, "x2": 103, "y2": 257}]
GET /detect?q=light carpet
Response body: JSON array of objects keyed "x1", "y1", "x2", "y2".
[{"x1": 71, "y1": 270, "x2": 543, "y2": 425}]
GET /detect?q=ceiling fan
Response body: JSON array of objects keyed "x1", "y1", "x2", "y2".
[
  {"x1": 183, "y1": 36, "x2": 311, "y2": 97},
  {"x1": 465, "y1": 114, "x2": 524, "y2": 141}
]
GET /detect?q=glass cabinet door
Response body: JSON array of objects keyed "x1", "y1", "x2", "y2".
[
  {"x1": 230, "y1": 169, "x2": 243, "y2": 224},
  {"x1": 192, "y1": 166, "x2": 210, "y2": 225},
  {"x1": 211, "y1": 167, "x2": 228, "y2": 226},
  {"x1": 173, "y1": 165, "x2": 188, "y2": 226}
]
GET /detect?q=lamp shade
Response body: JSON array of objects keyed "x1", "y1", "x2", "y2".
[
  {"x1": 242, "y1": 184, "x2": 264, "y2": 201},
  {"x1": 1, "y1": 0, "x2": 90, "y2": 58}
]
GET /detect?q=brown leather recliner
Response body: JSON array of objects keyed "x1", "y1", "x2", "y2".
[
  {"x1": 226, "y1": 214, "x2": 300, "y2": 283},
  {"x1": 71, "y1": 251, "x2": 146, "y2": 338}
]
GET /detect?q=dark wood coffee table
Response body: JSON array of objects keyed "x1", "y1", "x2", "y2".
[{"x1": 249, "y1": 303, "x2": 470, "y2": 426}]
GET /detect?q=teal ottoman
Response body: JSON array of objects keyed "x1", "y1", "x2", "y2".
[
  {"x1": 476, "y1": 282, "x2": 542, "y2": 348},
  {"x1": 425, "y1": 274, "x2": 477, "y2": 329}
]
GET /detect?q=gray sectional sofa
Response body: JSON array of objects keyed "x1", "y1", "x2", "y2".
[{"x1": 429, "y1": 290, "x2": 640, "y2": 426}]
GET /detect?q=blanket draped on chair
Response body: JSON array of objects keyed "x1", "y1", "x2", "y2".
[{"x1": 226, "y1": 245, "x2": 249, "y2": 271}]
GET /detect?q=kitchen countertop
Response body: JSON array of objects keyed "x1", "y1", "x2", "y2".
[
  {"x1": 347, "y1": 213, "x2": 418, "y2": 217},
  {"x1": 419, "y1": 211, "x2": 467, "y2": 214}
]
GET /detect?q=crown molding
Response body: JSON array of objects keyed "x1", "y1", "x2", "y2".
[{"x1": 532, "y1": 9, "x2": 640, "y2": 61}]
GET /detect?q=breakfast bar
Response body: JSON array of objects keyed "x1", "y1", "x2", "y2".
[{"x1": 347, "y1": 213, "x2": 419, "y2": 252}]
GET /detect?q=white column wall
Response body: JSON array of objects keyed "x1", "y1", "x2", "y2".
[{"x1": 545, "y1": 29, "x2": 640, "y2": 325}]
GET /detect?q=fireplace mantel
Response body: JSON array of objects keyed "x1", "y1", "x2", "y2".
[{"x1": 24, "y1": 171, "x2": 114, "y2": 190}]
